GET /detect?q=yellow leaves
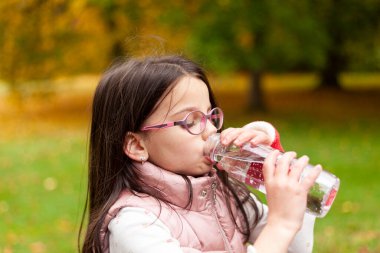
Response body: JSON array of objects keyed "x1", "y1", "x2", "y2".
[
  {"x1": 356, "y1": 230, "x2": 380, "y2": 242},
  {"x1": 237, "y1": 31, "x2": 254, "y2": 51},
  {"x1": 341, "y1": 200, "x2": 360, "y2": 214},
  {"x1": 43, "y1": 177, "x2": 57, "y2": 191},
  {"x1": 29, "y1": 241, "x2": 46, "y2": 253},
  {"x1": 57, "y1": 218, "x2": 74, "y2": 233},
  {"x1": 3, "y1": 241, "x2": 47, "y2": 253},
  {"x1": 3, "y1": 246, "x2": 13, "y2": 253},
  {"x1": 3, "y1": 233, "x2": 19, "y2": 252},
  {"x1": 0, "y1": 0, "x2": 107, "y2": 84},
  {"x1": 323, "y1": 226, "x2": 335, "y2": 237},
  {"x1": 70, "y1": 0, "x2": 87, "y2": 14},
  {"x1": 0, "y1": 201, "x2": 9, "y2": 214}
]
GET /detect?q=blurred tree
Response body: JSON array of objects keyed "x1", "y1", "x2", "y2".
[
  {"x1": 0, "y1": 0, "x2": 107, "y2": 96},
  {"x1": 86, "y1": 0, "x2": 140, "y2": 61},
  {"x1": 164, "y1": 0, "x2": 380, "y2": 110},
  {"x1": 0, "y1": 0, "x2": 188, "y2": 98},
  {"x1": 1, "y1": 0, "x2": 378, "y2": 104},
  {"x1": 177, "y1": 0, "x2": 326, "y2": 111},
  {"x1": 86, "y1": 0, "x2": 184, "y2": 61},
  {"x1": 313, "y1": 0, "x2": 380, "y2": 89}
]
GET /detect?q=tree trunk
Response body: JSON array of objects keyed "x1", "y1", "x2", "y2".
[
  {"x1": 248, "y1": 70, "x2": 266, "y2": 111},
  {"x1": 319, "y1": 50, "x2": 343, "y2": 89},
  {"x1": 319, "y1": 0, "x2": 345, "y2": 90}
]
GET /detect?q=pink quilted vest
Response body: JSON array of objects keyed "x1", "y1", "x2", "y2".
[{"x1": 100, "y1": 162, "x2": 248, "y2": 253}]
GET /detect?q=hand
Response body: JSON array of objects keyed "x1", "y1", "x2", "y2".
[
  {"x1": 217, "y1": 127, "x2": 273, "y2": 177},
  {"x1": 263, "y1": 150, "x2": 322, "y2": 233},
  {"x1": 220, "y1": 127, "x2": 272, "y2": 147}
]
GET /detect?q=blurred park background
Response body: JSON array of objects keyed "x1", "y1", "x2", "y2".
[{"x1": 1, "y1": 0, "x2": 380, "y2": 252}]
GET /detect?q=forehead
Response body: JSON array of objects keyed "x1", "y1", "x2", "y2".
[
  {"x1": 147, "y1": 76, "x2": 211, "y2": 122},
  {"x1": 169, "y1": 76, "x2": 210, "y2": 106}
]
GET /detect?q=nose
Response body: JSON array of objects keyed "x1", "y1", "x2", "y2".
[{"x1": 202, "y1": 119, "x2": 218, "y2": 140}]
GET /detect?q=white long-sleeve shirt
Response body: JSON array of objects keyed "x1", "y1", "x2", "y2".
[{"x1": 108, "y1": 194, "x2": 315, "y2": 253}]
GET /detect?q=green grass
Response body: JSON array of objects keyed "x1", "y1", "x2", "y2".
[
  {"x1": 2, "y1": 117, "x2": 379, "y2": 252},
  {"x1": 219, "y1": 88, "x2": 380, "y2": 252},
  {"x1": 0, "y1": 133, "x2": 88, "y2": 252},
  {"x1": 1, "y1": 76, "x2": 380, "y2": 252},
  {"x1": 273, "y1": 119, "x2": 380, "y2": 253}
]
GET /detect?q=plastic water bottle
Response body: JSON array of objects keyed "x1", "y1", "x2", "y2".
[{"x1": 204, "y1": 133, "x2": 340, "y2": 218}]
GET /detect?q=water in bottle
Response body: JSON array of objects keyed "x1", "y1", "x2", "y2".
[{"x1": 204, "y1": 133, "x2": 340, "y2": 218}]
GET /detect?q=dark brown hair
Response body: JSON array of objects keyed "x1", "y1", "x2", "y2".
[{"x1": 79, "y1": 55, "x2": 260, "y2": 252}]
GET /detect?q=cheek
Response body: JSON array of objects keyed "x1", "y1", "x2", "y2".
[{"x1": 146, "y1": 131, "x2": 203, "y2": 171}]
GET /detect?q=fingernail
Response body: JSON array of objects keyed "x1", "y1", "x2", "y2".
[{"x1": 315, "y1": 164, "x2": 323, "y2": 171}]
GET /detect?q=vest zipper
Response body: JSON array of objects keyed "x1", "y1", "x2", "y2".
[{"x1": 211, "y1": 181, "x2": 233, "y2": 253}]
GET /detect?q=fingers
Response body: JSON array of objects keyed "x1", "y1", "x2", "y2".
[
  {"x1": 274, "y1": 151, "x2": 297, "y2": 178},
  {"x1": 263, "y1": 151, "x2": 296, "y2": 180},
  {"x1": 250, "y1": 133, "x2": 272, "y2": 146},
  {"x1": 264, "y1": 151, "x2": 316, "y2": 184},
  {"x1": 220, "y1": 127, "x2": 271, "y2": 147},
  {"x1": 288, "y1": 155, "x2": 309, "y2": 181},
  {"x1": 263, "y1": 149, "x2": 281, "y2": 180},
  {"x1": 301, "y1": 165, "x2": 322, "y2": 191},
  {"x1": 220, "y1": 127, "x2": 243, "y2": 145}
]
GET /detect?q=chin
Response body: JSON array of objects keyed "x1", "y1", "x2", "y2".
[{"x1": 193, "y1": 163, "x2": 213, "y2": 177}]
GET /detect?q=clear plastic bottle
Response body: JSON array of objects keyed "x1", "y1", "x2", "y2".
[{"x1": 204, "y1": 133, "x2": 340, "y2": 218}]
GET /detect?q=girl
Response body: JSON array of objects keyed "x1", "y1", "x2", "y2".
[{"x1": 79, "y1": 55, "x2": 321, "y2": 253}]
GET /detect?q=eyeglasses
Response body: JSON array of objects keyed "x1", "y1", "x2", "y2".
[{"x1": 141, "y1": 107, "x2": 223, "y2": 135}]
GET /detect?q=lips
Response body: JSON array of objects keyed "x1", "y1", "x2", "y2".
[{"x1": 205, "y1": 157, "x2": 216, "y2": 168}]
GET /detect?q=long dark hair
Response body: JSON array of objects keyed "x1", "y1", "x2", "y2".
[{"x1": 79, "y1": 55, "x2": 260, "y2": 252}]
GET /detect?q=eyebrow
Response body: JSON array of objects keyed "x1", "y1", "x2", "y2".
[{"x1": 170, "y1": 106, "x2": 212, "y2": 117}]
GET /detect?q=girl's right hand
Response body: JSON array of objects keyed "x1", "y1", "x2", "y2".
[{"x1": 263, "y1": 150, "x2": 322, "y2": 234}]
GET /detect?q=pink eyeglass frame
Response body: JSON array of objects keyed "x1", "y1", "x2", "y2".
[{"x1": 140, "y1": 107, "x2": 223, "y2": 135}]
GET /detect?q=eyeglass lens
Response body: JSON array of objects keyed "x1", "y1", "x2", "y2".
[
  {"x1": 210, "y1": 109, "x2": 222, "y2": 130},
  {"x1": 185, "y1": 111, "x2": 204, "y2": 134},
  {"x1": 185, "y1": 108, "x2": 222, "y2": 134}
]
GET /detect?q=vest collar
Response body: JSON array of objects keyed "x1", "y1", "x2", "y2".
[{"x1": 133, "y1": 161, "x2": 219, "y2": 211}]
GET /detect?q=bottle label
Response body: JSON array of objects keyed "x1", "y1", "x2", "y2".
[
  {"x1": 245, "y1": 162, "x2": 264, "y2": 189},
  {"x1": 325, "y1": 188, "x2": 337, "y2": 207}
]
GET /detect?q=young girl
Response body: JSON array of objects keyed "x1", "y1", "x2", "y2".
[{"x1": 79, "y1": 55, "x2": 321, "y2": 253}]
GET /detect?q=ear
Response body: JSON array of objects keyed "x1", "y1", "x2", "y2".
[{"x1": 123, "y1": 132, "x2": 149, "y2": 163}]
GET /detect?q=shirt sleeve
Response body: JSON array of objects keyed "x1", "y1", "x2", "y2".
[
  {"x1": 248, "y1": 194, "x2": 315, "y2": 253},
  {"x1": 108, "y1": 207, "x2": 184, "y2": 253},
  {"x1": 247, "y1": 245, "x2": 258, "y2": 253}
]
